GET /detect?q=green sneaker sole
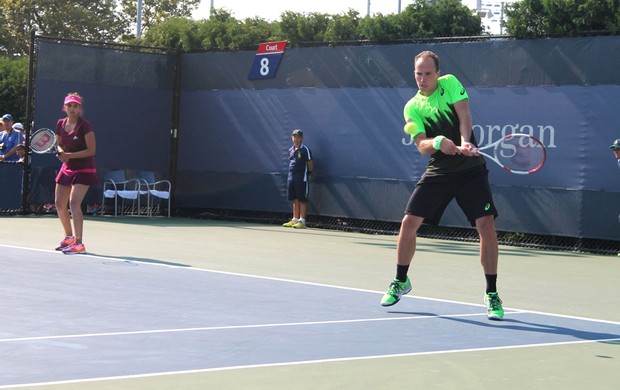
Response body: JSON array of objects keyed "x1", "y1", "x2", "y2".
[{"x1": 380, "y1": 279, "x2": 412, "y2": 307}]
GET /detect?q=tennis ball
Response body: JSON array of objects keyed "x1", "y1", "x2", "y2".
[{"x1": 403, "y1": 122, "x2": 416, "y2": 135}]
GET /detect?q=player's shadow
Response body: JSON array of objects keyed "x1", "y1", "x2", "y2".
[
  {"x1": 85, "y1": 253, "x2": 191, "y2": 268},
  {"x1": 442, "y1": 316, "x2": 620, "y2": 342},
  {"x1": 388, "y1": 311, "x2": 440, "y2": 317}
]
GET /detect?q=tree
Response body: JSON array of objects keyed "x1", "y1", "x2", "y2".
[
  {"x1": 324, "y1": 10, "x2": 361, "y2": 42},
  {"x1": 503, "y1": 0, "x2": 547, "y2": 39},
  {"x1": 279, "y1": 12, "x2": 331, "y2": 46},
  {"x1": 431, "y1": 0, "x2": 483, "y2": 36},
  {"x1": 0, "y1": 56, "x2": 29, "y2": 122},
  {"x1": 577, "y1": 0, "x2": 620, "y2": 33},
  {"x1": 195, "y1": 9, "x2": 238, "y2": 51},
  {"x1": 545, "y1": 0, "x2": 620, "y2": 35},
  {"x1": 142, "y1": 10, "x2": 280, "y2": 51},
  {"x1": 192, "y1": 9, "x2": 262, "y2": 51},
  {"x1": 359, "y1": 0, "x2": 482, "y2": 41},
  {"x1": 358, "y1": 13, "x2": 405, "y2": 41},
  {"x1": 0, "y1": 7, "x2": 9, "y2": 53},
  {"x1": 505, "y1": 0, "x2": 620, "y2": 38},
  {"x1": 141, "y1": 17, "x2": 203, "y2": 50},
  {"x1": 227, "y1": 17, "x2": 280, "y2": 50},
  {"x1": 0, "y1": 0, "x2": 125, "y2": 55},
  {"x1": 120, "y1": 0, "x2": 200, "y2": 38}
]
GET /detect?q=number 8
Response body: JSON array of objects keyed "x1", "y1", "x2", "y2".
[{"x1": 259, "y1": 57, "x2": 270, "y2": 76}]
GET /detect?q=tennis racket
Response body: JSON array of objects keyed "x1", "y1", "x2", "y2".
[
  {"x1": 464, "y1": 133, "x2": 546, "y2": 175},
  {"x1": 30, "y1": 128, "x2": 58, "y2": 154}
]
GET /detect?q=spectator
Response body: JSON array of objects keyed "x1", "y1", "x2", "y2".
[
  {"x1": 0, "y1": 115, "x2": 25, "y2": 162},
  {"x1": 610, "y1": 139, "x2": 620, "y2": 169},
  {"x1": 15, "y1": 143, "x2": 26, "y2": 163}
]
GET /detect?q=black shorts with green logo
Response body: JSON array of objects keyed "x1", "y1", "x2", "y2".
[{"x1": 405, "y1": 164, "x2": 497, "y2": 227}]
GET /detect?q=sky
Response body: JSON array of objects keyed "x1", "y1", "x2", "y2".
[{"x1": 192, "y1": 0, "x2": 479, "y2": 21}]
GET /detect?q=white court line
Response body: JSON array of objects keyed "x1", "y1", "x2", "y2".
[
  {"x1": 0, "y1": 311, "x2": 512, "y2": 343},
  {"x1": 2, "y1": 243, "x2": 619, "y2": 327},
  {"x1": 2, "y1": 337, "x2": 619, "y2": 389},
  {"x1": 2, "y1": 244, "x2": 620, "y2": 388}
]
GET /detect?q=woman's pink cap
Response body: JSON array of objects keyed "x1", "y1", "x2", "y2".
[{"x1": 64, "y1": 95, "x2": 82, "y2": 105}]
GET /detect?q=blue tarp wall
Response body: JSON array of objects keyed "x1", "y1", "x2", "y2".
[
  {"x1": 177, "y1": 36, "x2": 620, "y2": 241},
  {"x1": 26, "y1": 42, "x2": 175, "y2": 207},
  {"x1": 18, "y1": 36, "x2": 620, "y2": 241}
]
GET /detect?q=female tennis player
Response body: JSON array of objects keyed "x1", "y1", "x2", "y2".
[{"x1": 54, "y1": 93, "x2": 98, "y2": 254}]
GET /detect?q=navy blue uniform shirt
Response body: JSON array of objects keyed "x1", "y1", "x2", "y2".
[{"x1": 288, "y1": 144, "x2": 312, "y2": 181}]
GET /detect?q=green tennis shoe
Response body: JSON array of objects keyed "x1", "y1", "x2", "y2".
[
  {"x1": 380, "y1": 277, "x2": 412, "y2": 306},
  {"x1": 485, "y1": 292, "x2": 504, "y2": 320},
  {"x1": 282, "y1": 220, "x2": 297, "y2": 227}
]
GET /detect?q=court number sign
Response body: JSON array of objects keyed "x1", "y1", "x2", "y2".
[{"x1": 248, "y1": 41, "x2": 288, "y2": 80}]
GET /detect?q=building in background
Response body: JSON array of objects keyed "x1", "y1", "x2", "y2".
[{"x1": 469, "y1": 0, "x2": 521, "y2": 35}]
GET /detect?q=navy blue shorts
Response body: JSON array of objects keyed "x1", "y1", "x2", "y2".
[
  {"x1": 287, "y1": 180, "x2": 309, "y2": 201},
  {"x1": 405, "y1": 165, "x2": 497, "y2": 227}
]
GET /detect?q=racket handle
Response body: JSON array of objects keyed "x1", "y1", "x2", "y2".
[{"x1": 457, "y1": 146, "x2": 480, "y2": 155}]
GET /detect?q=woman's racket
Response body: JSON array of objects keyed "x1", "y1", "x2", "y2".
[
  {"x1": 30, "y1": 128, "x2": 58, "y2": 154},
  {"x1": 466, "y1": 133, "x2": 546, "y2": 175}
]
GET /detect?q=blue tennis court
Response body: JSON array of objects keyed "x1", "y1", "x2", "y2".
[{"x1": 2, "y1": 244, "x2": 619, "y2": 388}]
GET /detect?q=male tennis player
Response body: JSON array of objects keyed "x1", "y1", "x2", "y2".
[
  {"x1": 380, "y1": 51, "x2": 504, "y2": 320},
  {"x1": 611, "y1": 139, "x2": 620, "y2": 257}
]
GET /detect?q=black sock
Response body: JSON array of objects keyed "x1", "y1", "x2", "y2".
[
  {"x1": 485, "y1": 274, "x2": 497, "y2": 293},
  {"x1": 396, "y1": 264, "x2": 410, "y2": 283}
]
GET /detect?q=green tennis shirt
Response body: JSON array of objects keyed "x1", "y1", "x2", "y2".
[{"x1": 403, "y1": 74, "x2": 485, "y2": 173}]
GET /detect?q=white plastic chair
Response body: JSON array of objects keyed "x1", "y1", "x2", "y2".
[
  {"x1": 101, "y1": 170, "x2": 142, "y2": 216},
  {"x1": 136, "y1": 170, "x2": 171, "y2": 217}
]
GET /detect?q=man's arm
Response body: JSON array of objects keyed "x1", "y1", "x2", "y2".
[
  {"x1": 0, "y1": 133, "x2": 23, "y2": 160},
  {"x1": 0, "y1": 145, "x2": 19, "y2": 160},
  {"x1": 453, "y1": 99, "x2": 477, "y2": 156},
  {"x1": 414, "y1": 132, "x2": 460, "y2": 156}
]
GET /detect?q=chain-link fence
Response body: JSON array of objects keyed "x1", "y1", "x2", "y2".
[{"x1": 5, "y1": 35, "x2": 178, "y2": 217}]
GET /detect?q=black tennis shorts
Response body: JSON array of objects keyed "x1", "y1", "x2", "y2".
[
  {"x1": 405, "y1": 165, "x2": 497, "y2": 227},
  {"x1": 287, "y1": 179, "x2": 309, "y2": 201}
]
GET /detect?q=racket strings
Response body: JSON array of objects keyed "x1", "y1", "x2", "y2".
[
  {"x1": 30, "y1": 129, "x2": 56, "y2": 152},
  {"x1": 496, "y1": 137, "x2": 545, "y2": 172}
]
